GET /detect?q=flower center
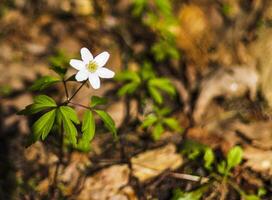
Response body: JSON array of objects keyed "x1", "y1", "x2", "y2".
[{"x1": 86, "y1": 61, "x2": 98, "y2": 73}]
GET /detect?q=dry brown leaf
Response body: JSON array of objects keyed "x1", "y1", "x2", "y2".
[
  {"x1": 131, "y1": 144, "x2": 183, "y2": 182},
  {"x1": 77, "y1": 165, "x2": 136, "y2": 200},
  {"x1": 193, "y1": 66, "x2": 258, "y2": 123},
  {"x1": 232, "y1": 121, "x2": 272, "y2": 149},
  {"x1": 243, "y1": 146, "x2": 272, "y2": 176},
  {"x1": 251, "y1": 29, "x2": 272, "y2": 108},
  {"x1": 24, "y1": 142, "x2": 58, "y2": 165},
  {"x1": 175, "y1": 4, "x2": 212, "y2": 67},
  {"x1": 107, "y1": 99, "x2": 138, "y2": 128}
]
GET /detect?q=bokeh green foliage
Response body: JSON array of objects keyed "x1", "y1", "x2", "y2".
[{"x1": 132, "y1": 0, "x2": 180, "y2": 61}]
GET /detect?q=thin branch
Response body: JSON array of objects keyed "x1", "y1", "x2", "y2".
[
  {"x1": 63, "y1": 79, "x2": 69, "y2": 100},
  {"x1": 50, "y1": 126, "x2": 64, "y2": 199},
  {"x1": 169, "y1": 172, "x2": 209, "y2": 183},
  {"x1": 68, "y1": 80, "x2": 87, "y2": 102},
  {"x1": 132, "y1": 161, "x2": 209, "y2": 182},
  {"x1": 68, "y1": 101, "x2": 90, "y2": 109}
]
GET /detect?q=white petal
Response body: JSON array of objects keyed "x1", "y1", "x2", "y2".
[
  {"x1": 70, "y1": 59, "x2": 85, "y2": 70},
  {"x1": 75, "y1": 70, "x2": 88, "y2": 82},
  {"x1": 94, "y1": 51, "x2": 110, "y2": 67},
  {"x1": 88, "y1": 73, "x2": 100, "y2": 89},
  {"x1": 97, "y1": 67, "x2": 115, "y2": 78},
  {"x1": 80, "y1": 47, "x2": 93, "y2": 63}
]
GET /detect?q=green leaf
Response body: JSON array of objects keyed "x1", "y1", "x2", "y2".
[
  {"x1": 181, "y1": 140, "x2": 207, "y2": 160},
  {"x1": 78, "y1": 110, "x2": 95, "y2": 152},
  {"x1": 227, "y1": 146, "x2": 243, "y2": 170},
  {"x1": 94, "y1": 110, "x2": 117, "y2": 139},
  {"x1": 148, "y1": 86, "x2": 163, "y2": 104},
  {"x1": 163, "y1": 117, "x2": 182, "y2": 132},
  {"x1": 90, "y1": 96, "x2": 107, "y2": 107},
  {"x1": 29, "y1": 76, "x2": 61, "y2": 91},
  {"x1": 257, "y1": 188, "x2": 266, "y2": 197},
  {"x1": 152, "y1": 39, "x2": 179, "y2": 61},
  {"x1": 217, "y1": 161, "x2": 227, "y2": 175},
  {"x1": 141, "y1": 61, "x2": 156, "y2": 80},
  {"x1": 118, "y1": 82, "x2": 140, "y2": 96},
  {"x1": 32, "y1": 109, "x2": 56, "y2": 141},
  {"x1": 115, "y1": 71, "x2": 141, "y2": 83},
  {"x1": 203, "y1": 148, "x2": 215, "y2": 170},
  {"x1": 49, "y1": 50, "x2": 69, "y2": 77},
  {"x1": 156, "y1": 107, "x2": 171, "y2": 116},
  {"x1": 154, "y1": 0, "x2": 172, "y2": 17},
  {"x1": 18, "y1": 95, "x2": 57, "y2": 115},
  {"x1": 172, "y1": 188, "x2": 204, "y2": 200},
  {"x1": 244, "y1": 195, "x2": 260, "y2": 200},
  {"x1": 141, "y1": 114, "x2": 158, "y2": 128},
  {"x1": 132, "y1": 0, "x2": 147, "y2": 16},
  {"x1": 59, "y1": 106, "x2": 80, "y2": 124},
  {"x1": 152, "y1": 123, "x2": 164, "y2": 140},
  {"x1": 50, "y1": 65, "x2": 68, "y2": 77},
  {"x1": 59, "y1": 106, "x2": 79, "y2": 146},
  {"x1": 149, "y1": 78, "x2": 176, "y2": 96}
]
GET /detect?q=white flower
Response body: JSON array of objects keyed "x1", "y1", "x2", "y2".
[{"x1": 69, "y1": 47, "x2": 115, "y2": 89}]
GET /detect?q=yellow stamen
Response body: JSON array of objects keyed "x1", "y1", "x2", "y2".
[{"x1": 87, "y1": 61, "x2": 98, "y2": 73}]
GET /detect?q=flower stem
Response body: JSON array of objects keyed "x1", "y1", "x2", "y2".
[
  {"x1": 68, "y1": 80, "x2": 87, "y2": 103},
  {"x1": 50, "y1": 126, "x2": 64, "y2": 199},
  {"x1": 68, "y1": 101, "x2": 90, "y2": 109},
  {"x1": 63, "y1": 79, "x2": 69, "y2": 100}
]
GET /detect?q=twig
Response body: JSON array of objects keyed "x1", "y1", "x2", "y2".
[
  {"x1": 63, "y1": 79, "x2": 69, "y2": 100},
  {"x1": 50, "y1": 127, "x2": 64, "y2": 199},
  {"x1": 68, "y1": 101, "x2": 90, "y2": 109},
  {"x1": 68, "y1": 80, "x2": 87, "y2": 102},
  {"x1": 132, "y1": 161, "x2": 209, "y2": 183},
  {"x1": 169, "y1": 172, "x2": 209, "y2": 183}
]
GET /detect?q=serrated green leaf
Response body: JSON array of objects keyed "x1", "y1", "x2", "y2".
[
  {"x1": 59, "y1": 106, "x2": 80, "y2": 124},
  {"x1": 18, "y1": 95, "x2": 57, "y2": 115},
  {"x1": 148, "y1": 86, "x2": 163, "y2": 104},
  {"x1": 141, "y1": 114, "x2": 158, "y2": 128},
  {"x1": 115, "y1": 71, "x2": 141, "y2": 82},
  {"x1": 78, "y1": 110, "x2": 95, "y2": 152},
  {"x1": 59, "y1": 106, "x2": 78, "y2": 146},
  {"x1": 95, "y1": 110, "x2": 117, "y2": 139},
  {"x1": 163, "y1": 117, "x2": 182, "y2": 132},
  {"x1": 90, "y1": 96, "x2": 107, "y2": 107},
  {"x1": 152, "y1": 123, "x2": 164, "y2": 140},
  {"x1": 34, "y1": 95, "x2": 56, "y2": 106},
  {"x1": 32, "y1": 109, "x2": 56, "y2": 141},
  {"x1": 227, "y1": 146, "x2": 243, "y2": 170},
  {"x1": 118, "y1": 82, "x2": 140, "y2": 96},
  {"x1": 29, "y1": 76, "x2": 61, "y2": 91},
  {"x1": 203, "y1": 148, "x2": 215, "y2": 170},
  {"x1": 149, "y1": 78, "x2": 176, "y2": 96}
]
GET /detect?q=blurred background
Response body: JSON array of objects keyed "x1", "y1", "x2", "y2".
[{"x1": 1, "y1": 0, "x2": 272, "y2": 199}]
